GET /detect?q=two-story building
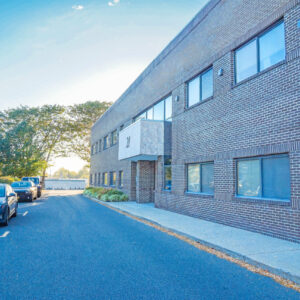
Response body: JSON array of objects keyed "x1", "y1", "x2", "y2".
[{"x1": 90, "y1": 0, "x2": 300, "y2": 242}]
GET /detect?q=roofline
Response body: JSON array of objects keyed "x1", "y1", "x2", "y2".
[{"x1": 92, "y1": 0, "x2": 220, "y2": 129}]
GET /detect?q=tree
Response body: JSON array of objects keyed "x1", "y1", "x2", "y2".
[
  {"x1": 0, "y1": 101, "x2": 111, "y2": 179},
  {"x1": 0, "y1": 111, "x2": 47, "y2": 178},
  {"x1": 67, "y1": 101, "x2": 112, "y2": 162}
]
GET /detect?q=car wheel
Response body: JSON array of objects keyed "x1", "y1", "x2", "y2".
[{"x1": 0, "y1": 208, "x2": 9, "y2": 226}]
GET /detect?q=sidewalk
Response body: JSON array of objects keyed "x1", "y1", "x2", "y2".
[{"x1": 99, "y1": 200, "x2": 300, "y2": 285}]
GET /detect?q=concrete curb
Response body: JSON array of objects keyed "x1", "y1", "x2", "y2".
[{"x1": 83, "y1": 194, "x2": 300, "y2": 289}]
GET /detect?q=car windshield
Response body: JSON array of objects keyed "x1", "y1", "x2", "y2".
[
  {"x1": 23, "y1": 177, "x2": 39, "y2": 184},
  {"x1": 11, "y1": 182, "x2": 31, "y2": 188},
  {"x1": 0, "y1": 186, "x2": 5, "y2": 197}
]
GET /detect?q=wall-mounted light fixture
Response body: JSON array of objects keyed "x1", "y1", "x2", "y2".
[
  {"x1": 175, "y1": 95, "x2": 180, "y2": 102},
  {"x1": 218, "y1": 68, "x2": 224, "y2": 76}
]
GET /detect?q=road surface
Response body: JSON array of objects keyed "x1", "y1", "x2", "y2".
[{"x1": 0, "y1": 191, "x2": 299, "y2": 299}]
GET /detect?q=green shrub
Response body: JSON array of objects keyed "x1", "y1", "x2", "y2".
[
  {"x1": 120, "y1": 194, "x2": 129, "y2": 201},
  {"x1": 106, "y1": 189, "x2": 123, "y2": 196},
  {"x1": 108, "y1": 194, "x2": 121, "y2": 202},
  {"x1": 100, "y1": 194, "x2": 109, "y2": 202},
  {"x1": 84, "y1": 187, "x2": 129, "y2": 202}
]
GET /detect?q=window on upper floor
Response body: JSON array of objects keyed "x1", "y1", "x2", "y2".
[
  {"x1": 164, "y1": 96, "x2": 172, "y2": 121},
  {"x1": 103, "y1": 135, "x2": 109, "y2": 150},
  {"x1": 236, "y1": 154, "x2": 290, "y2": 201},
  {"x1": 187, "y1": 67, "x2": 213, "y2": 108},
  {"x1": 235, "y1": 20, "x2": 285, "y2": 83},
  {"x1": 133, "y1": 95, "x2": 172, "y2": 124},
  {"x1": 99, "y1": 139, "x2": 102, "y2": 152},
  {"x1": 153, "y1": 100, "x2": 165, "y2": 121},
  {"x1": 111, "y1": 130, "x2": 117, "y2": 146},
  {"x1": 187, "y1": 162, "x2": 214, "y2": 195},
  {"x1": 146, "y1": 107, "x2": 153, "y2": 120}
]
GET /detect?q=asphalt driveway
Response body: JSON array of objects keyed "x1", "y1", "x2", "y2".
[{"x1": 0, "y1": 191, "x2": 299, "y2": 299}]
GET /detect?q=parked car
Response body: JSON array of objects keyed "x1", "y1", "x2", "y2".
[
  {"x1": 11, "y1": 181, "x2": 38, "y2": 202},
  {"x1": 22, "y1": 176, "x2": 42, "y2": 198},
  {"x1": 0, "y1": 184, "x2": 18, "y2": 226}
]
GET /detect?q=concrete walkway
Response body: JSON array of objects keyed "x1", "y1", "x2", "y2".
[{"x1": 101, "y1": 201, "x2": 300, "y2": 285}]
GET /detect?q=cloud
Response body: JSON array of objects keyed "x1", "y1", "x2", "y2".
[
  {"x1": 72, "y1": 5, "x2": 84, "y2": 10},
  {"x1": 108, "y1": 0, "x2": 120, "y2": 7}
]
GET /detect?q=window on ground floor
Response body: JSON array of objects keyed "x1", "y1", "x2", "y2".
[
  {"x1": 119, "y1": 171, "x2": 124, "y2": 188},
  {"x1": 236, "y1": 154, "x2": 290, "y2": 201},
  {"x1": 103, "y1": 173, "x2": 108, "y2": 186},
  {"x1": 110, "y1": 171, "x2": 117, "y2": 187},
  {"x1": 164, "y1": 156, "x2": 172, "y2": 190},
  {"x1": 187, "y1": 162, "x2": 214, "y2": 194}
]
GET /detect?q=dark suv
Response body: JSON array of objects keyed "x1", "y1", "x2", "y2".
[
  {"x1": 22, "y1": 177, "x2": 42, "y2": 198},
  {"x1": 11, "y1": 181, "x2": 38, "y2": 202}
]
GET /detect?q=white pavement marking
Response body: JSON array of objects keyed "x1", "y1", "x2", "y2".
[
  {"x1": 0, "y1": 231, "x2": 10, "y2": 238},
  {"x1": 23, "y1": 211, "x2": 28, "y2": 216}
]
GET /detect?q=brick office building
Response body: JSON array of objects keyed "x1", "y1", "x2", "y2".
[{"x1": 90, "y1": 0, "x2": 300, "y2": 242}]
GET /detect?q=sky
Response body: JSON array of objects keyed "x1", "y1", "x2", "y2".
[{"x1": 0, "y1": 0, "x2": 209, "y2": 173}]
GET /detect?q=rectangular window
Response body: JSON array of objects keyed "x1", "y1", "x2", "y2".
[
  {"x1": 165, "y1": 96, "x2": 172, "y2": 121},
  {"x1": 201, "y1": 68, "x2": 213, "y2": 100},
  {"x1": 237, "y1": 154, "x2": 290, "y2": 201},
  {"x1": 134, "y1": 112, "x2": 146, "y2": 123},
  {"x1": 110, "y1": 172, "x2": 116, "y2": 186},
  {"x1": 103, "y1": 173, "x2": 108, "y2": 186},
  {"x1": 103, "y1": 136, "x2": 108, "y2": 149},
  {"x1": 99, "y1": 139, "x2": 102, "y2": 152},
  {"x1": 98, "y1": 173, "x2": 101, "y2": 186},
  {"x1": 146, "y1": 107, "x2": 153, "y2": 120},
  {"x1": 187, "y1": 163, "x2": 214, "y2": 194},
  {"x1": 119, "y1": 171, "x2": 124, "y2": 188},
  {"x1": 187, "y1": 76, "x2": 200, "y2": 107},
  {"x1": 235, "y1": 21, "x2": 285, "y2": 83},
  {"x1": 111, "y1": 130, "x2": 117, "y2": 146},
  {"x1": 164, "y1": 156, "x2": 172, "y2": 190},
  {"x1": 187, "y1": 67, "x2": 213, "y2": 107},
  {"x1": 153, "y1": 100, "x2": 165, "y2": 121}
]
